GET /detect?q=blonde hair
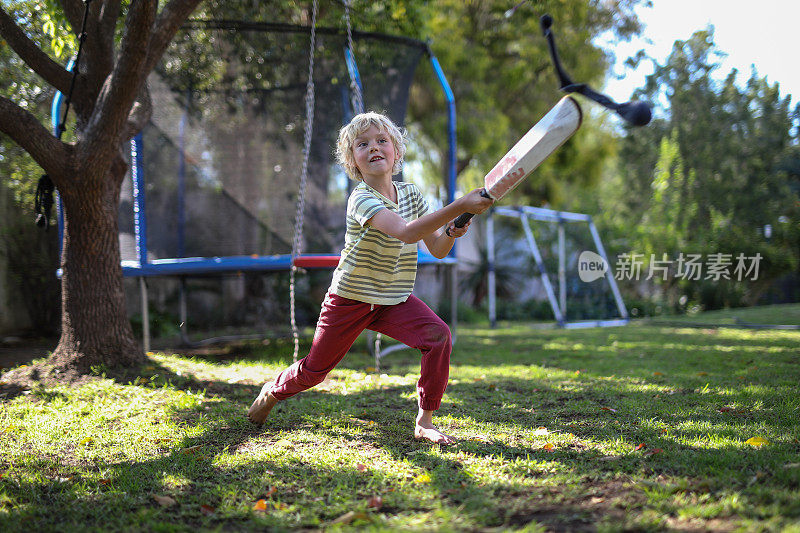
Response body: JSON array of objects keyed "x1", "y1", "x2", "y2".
[{"x1": 336, "y1": 112, "x2": 406, "y2": 181}]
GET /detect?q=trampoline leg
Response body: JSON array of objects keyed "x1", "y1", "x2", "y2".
[
  {"x1": 139, "y1": 277, "x2": 150, "y2": 353},
  {"x1": 374, "y1": 332, "x2": 382, "y2": 372},
  {"x1": 179, "y1": 277, "x2": 191, "y2": 346}
]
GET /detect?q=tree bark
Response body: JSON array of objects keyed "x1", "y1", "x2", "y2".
[{"x1": 48, "y1": 155, "x2": 144, "y2": 374}]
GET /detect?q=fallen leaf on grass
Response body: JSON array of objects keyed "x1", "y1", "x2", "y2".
[
  {"x1": 533, "y1": 427, "x2": 549, "y2": 436},
  {"x1": 330, "y1": 511, "x2": 369, "y2": 525},
  {"x1": 153, "y1": 495, "x2": 177, "y2": 507},
  {"x1": 634, "y1": 443, "x2": 646, "y2": 451},
  {"x1": 414, "y1": 473, "x2": 431, "y2": 483},
  {"x1": 600, "y1": 407, "x2": 617, "y2": 413},
  {"x1": 541, "y1": 443, "x2": 555, "y2": 452},
  {"x1": 99, "y1": 478, "x2": 111, "y2": 485},
  {"x1": 643, "y1": 448, "x2": 663, "y2": 456},
  {"x1": 182, "y1": 445, "x2": 202, "y2": 454},
  {"x1": 746, "y1": 437, "x2": 769, "y2": 447},
  {"x1": 697, "y1": 371, "x2": 708, "y2": 376},
  {"x1": 253, "y1": 499, "x2": 268, "y2": 512},
  {"x1": 366, "y1": 496, "x2": 382, "y2": 509},
  {"x1": 653, "y1": 372, "x2": 664, "y2": 376},
  {"x1": 200, "y1": 504, "x2": 215, "y2": 515},
  {"x1": 356, "y1": 463, "x2": 368, "y2": 473}
]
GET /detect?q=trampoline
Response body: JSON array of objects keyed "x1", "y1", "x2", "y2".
[{"x1": 55, "y1": 20, "x2": 459, "y2": 351}]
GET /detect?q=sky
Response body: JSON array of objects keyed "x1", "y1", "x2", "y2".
[{"x1": 601, "y1": 0, "x2": 800, "y2": 106}]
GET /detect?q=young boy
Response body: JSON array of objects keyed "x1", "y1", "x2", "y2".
[{"x1": 248, "y1": 112, "x2": 493, "y2": 444}]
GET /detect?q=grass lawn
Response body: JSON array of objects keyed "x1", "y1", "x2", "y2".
[
  {"x1": 1, "y1": 307, "x2": 799, "y2": 531},
  {"x1": 644, "y1": 302, "x2": 800, "y2": 327}
]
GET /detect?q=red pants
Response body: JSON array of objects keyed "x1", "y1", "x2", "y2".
[{"x1": 269, "y1": 292, "x2": 451, "y2": 410}]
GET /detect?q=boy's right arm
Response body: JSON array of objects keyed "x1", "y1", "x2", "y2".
[{"x1": 368, "y1": 188, "x2": 493, "y2": 244}]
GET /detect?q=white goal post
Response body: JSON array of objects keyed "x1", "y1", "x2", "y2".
[{"x1": 486, "y1": 205, "x2": 629, "y2": 329}]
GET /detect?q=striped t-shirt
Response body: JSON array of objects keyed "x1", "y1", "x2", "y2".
[{"x1": 329, "y1": 181, "x2": 430, "y2": 305}]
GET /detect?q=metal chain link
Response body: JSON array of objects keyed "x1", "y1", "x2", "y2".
[
  {"x1": 289, "y1": 0, "x2": 318, "y2": 362},
  {"x1": 343, "y1": 0, "x2": 364, "y2": 115}
]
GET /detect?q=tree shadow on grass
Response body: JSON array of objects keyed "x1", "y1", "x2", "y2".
[{"x1": 2, "y1": 323, "x2": 799, "y2": 531}]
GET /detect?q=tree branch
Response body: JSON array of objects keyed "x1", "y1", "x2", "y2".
[
  {"x1": 56, "y1": 0, "x2": 84, "y2": 33},
  {"x1": 0, "y1": 6, "x2": 71, "y2": 94},
  {"x1": 144, "y1": 0, "x2": 203, "y2": 74},
  {"x1": 98, "y1": 0, "x2": 122, "y2": 45},
  {"x1": 84, "y1": 0, "x2": 117, "y2": 94},
  {"x1": 122, "y1": 83, "x2": 152, "y2": 141},
  {"x1": 80, "y1": 0, "x2": 157, "y2": 173},
  {"x1": 0, "y1": 96, "x2": 72, "y2": 180},
  {"x1": 56, "y1": 0, "x2": 115, "y2": 107}
]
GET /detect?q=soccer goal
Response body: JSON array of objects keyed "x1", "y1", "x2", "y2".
[{"x1": 485, "y1": 205, "x2": 629, "y2": 328}]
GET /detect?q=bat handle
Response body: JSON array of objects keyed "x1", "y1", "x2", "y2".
[{"x1": 446, "y1": 189, "x2": 491, "y2": 236}]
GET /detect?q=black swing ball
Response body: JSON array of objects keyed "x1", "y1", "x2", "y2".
[
  {"x1": 540, "y1": 14, "x2": 553, "y2": 32},
  {"x1": 617, "y1": 100, "x2": 652, "y2": 127}
]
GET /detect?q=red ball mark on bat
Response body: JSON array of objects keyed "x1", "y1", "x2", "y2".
[
  {"x1": 509, "y1": 167, "x2": 525, "y2": 180},
  {"x1": 486, "y1": 155, "x2": 519, "y2": 187}
]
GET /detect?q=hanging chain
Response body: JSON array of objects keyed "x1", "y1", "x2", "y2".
[
  {"x1": 36, "y1": 0, "x2": 93, "y2": 229},
  {"x1": 289, "y1": 0, "x2": 318, "y2": 362},
  {"x1": 343, "y1": 0, "x2": 364, "y2": 115},
  {"x1": 57, "y1": 0, "x2": 92, "y2": 140}
]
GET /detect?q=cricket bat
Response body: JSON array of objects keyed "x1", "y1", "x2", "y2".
[{"x1": 449, "y1": 96, "x2": 582, "y2": 232}]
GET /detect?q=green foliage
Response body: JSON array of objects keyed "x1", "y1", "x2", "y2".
[
  {"x1": 408, "y1": 0, "x2": 643, "y2": 205},
  {"x1": 1, "y1": 1, "x2": 83, "y2": 208},
  {"x1": 594, "y1": 29, "x2": 800, "y2": 310}
]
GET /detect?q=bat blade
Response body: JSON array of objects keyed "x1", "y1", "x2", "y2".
[
  {"x1": 449, "y1": 96, "x2": 582, "y2": 233},
  {"x1": 484, "y1": 95, "x2": 582, "y2": 200}
]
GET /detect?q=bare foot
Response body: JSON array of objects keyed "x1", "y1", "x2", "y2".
[
  {"x1": 414, "y1": 421, "x2": 457, "y2": 445},
  {"x1": 248, "y1": 385, "x2": 278, "y2": 426}
]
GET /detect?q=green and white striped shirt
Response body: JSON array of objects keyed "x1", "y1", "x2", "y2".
[{"x1": 329, "y1": 181, "x2": 430, "y2": 305}]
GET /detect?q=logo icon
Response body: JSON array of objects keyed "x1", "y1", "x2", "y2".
[{"x1": 578, "y1": 251, "x2": 608, "y2": 282}]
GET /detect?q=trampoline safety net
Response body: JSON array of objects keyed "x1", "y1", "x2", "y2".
[{"x1": 119, "y1": 22, "x2": 426, "y2": 264}]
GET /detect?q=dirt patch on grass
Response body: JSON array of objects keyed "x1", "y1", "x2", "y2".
[
  {"x1": 505, "y1": 479, "x2": 640, "y2": 530},
  {"x1": 0, "y1": 362, "x2": 99, "y2": 399},
  {"x1": 0, "y1": 337, "x2": 54, "y2": 369}
]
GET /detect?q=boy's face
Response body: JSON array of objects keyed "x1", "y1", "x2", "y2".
[{"x1": 352, "y1": 125, "x2": 396, "y2": 181}]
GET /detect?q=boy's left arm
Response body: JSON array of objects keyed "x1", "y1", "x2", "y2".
[{"x1": 423, "y1": 219, "x2": 471, "y2": 259}]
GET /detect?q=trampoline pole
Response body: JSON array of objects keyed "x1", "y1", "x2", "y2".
[
  {"x1": 179, "y1": 277, "x2": 190, "y2": 346},
  {"x1": 487, "y1": 210, "x2": 496, "y2": 329},
  {"x1": 140, "y1": 277, "x2": 150, "y2": 353},
  {"x1": 558, "y1": 219, "x2": 566, "y2": 317}
]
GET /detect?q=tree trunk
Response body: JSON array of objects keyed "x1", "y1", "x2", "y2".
[{"x1": 48, "y1": 156, "x2": 145, "y2": 373}]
